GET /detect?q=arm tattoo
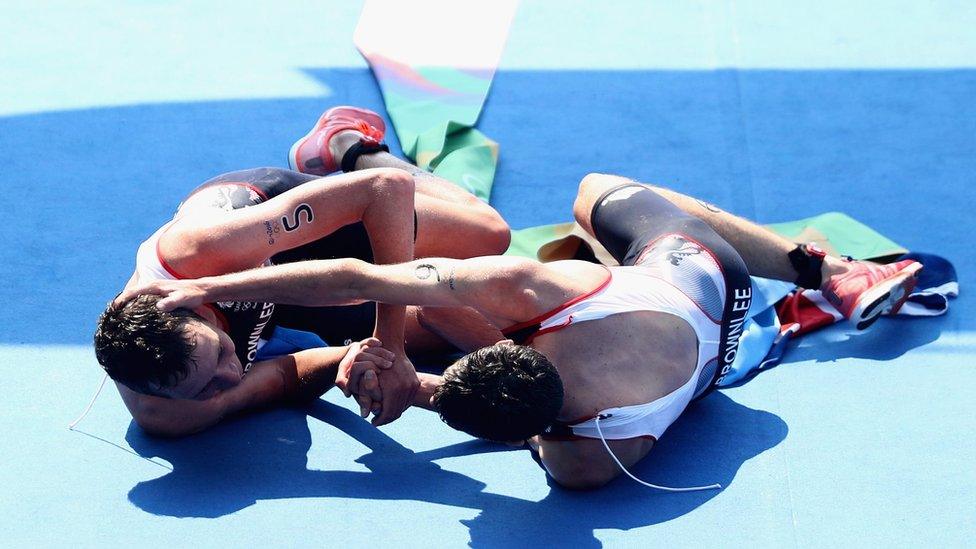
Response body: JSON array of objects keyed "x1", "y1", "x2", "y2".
[
  {"x1": 415, "y1": 263, "x2": 441, "y2": 281},
  {"x1": 448, "y1": 266, "x2": 456, "y2": 290},
  {"x1": 263, "y1": 220, "x2": 281, "y2": 245},
  {"x1": 281, "y1": 203, "x2": 314, "y2": 232}
]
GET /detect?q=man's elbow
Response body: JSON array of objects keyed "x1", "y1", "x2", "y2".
[
  {"x1": 134, "y1": 413, "x2": 191, "y2": 438},
  {"x1": 543, "y1": 457, "x2": 621, "y2": 490},
  {"x1": 132, "y1": 402, "x2": 207, "y2": 438},
  {"x1": 327, "y1": 258, "x2": 374, "y2": 305},
  {"x1": 550, "y1": 468, "x2": 619, "y2": 491}
]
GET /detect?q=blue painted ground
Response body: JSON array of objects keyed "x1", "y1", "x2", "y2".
[{"x1": 1, "y1": 2, "x2": 974, "y2": 547}]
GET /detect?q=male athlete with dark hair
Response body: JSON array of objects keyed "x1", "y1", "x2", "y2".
[
  {"x1": 95, "y1": 107, "x2": 510, "y2": 436},
  {"x1": 120, "y1": 173, "x2": 921, "y2": 489}
]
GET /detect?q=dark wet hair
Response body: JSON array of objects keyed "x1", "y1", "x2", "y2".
[
  {"x1": 93, "y1": 295, "x2": 201, "y2": 394},
  {"x1": 432, "y1": 344, "x2": 564, "y2": 441}
]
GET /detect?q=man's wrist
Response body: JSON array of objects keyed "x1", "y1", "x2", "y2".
[
  {"x1": 371, "y1": 330, "x2": 406, "y2": 355},
  {"x1": 412, "y1": 373, "x2": 441, "y2": 410},
  {"x1": 226, "y1": 361, "x2": 289, "y2": 412},
  {"x1": 198, "y1": 277, "x2": 221, "y2": 302},
  {"x1": 210, "y1": 389, "x2": 236, "y2": 421},
  {"x1": 373, "y1": 303, "x2": 407, "y2": 352}
]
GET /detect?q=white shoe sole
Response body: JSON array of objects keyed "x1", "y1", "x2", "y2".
[
  {"x1": 287, "y1": 132, "x2": 310, "y2": 172},
  {"x1": 849, "y1": 262, "x2": 923, "y2": 330}
]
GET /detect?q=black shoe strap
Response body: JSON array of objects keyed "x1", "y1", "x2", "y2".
[{"x1": 341, "y1": 140, "x2": 390, "y2": 173}]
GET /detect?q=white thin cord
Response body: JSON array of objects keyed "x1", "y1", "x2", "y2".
[
  {"x1": 595, "y1": 414, "x2": 721, "y2": 493},
  {"x1": 67, "y1": 373, "x2": 173, "y2": 471},
  {"x1": 68, "y1": 373, "x2": 109, "y2": 430}
]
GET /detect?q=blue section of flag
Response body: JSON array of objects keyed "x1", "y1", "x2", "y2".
[{"x1": 255, "y1": 326, "x2": 328, "y2": 361}]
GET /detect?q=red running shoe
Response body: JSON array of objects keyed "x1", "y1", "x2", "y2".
[
  {"x1": 288, "y1": 106, "x2": 386, "y2": 175},
  {"x1": 821, "y1": 259, "x2": 923, "y2": 330}
]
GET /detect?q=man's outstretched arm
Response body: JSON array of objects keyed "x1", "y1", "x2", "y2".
[{"x1": 118, "y1": 255, "x2": 574, "y2": 328}]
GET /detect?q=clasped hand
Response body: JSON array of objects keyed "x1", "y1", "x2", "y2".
[{"x1": 336, "y1": 338, "x2": 419, "y2": 426}]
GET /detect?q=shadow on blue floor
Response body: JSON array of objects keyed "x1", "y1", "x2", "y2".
[
  {"x1": 126, "y1": 392, "x2": 784, "y2": 547},
  {"x1": 3, "y1": 66, "x2": 972, "y2": 544},
  {"x1": 2, "y1": 68, "x2": 972, "y2": 347}
]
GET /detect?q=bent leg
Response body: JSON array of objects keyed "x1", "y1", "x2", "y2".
[
  {"x1": 575, "y1": 173, "x2": 925, "y2": 329},
  {"x1": 573, "y1": 173, "x2": 852, "y2": 282},
  {"x1": 573, "y1": 175, "x2": 752, "y2": 394},
  {"x1": 336, "y1": 133, "x2": 511, "y2": 258}
]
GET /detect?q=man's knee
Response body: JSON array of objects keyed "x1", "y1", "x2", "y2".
[
  {"x1": 479, "y1": 209, "x2": 512, "y2": 254},
  {"x1": 574, "y1": 173, "x2": 634, "y2": 231},
  {"x1": 370, "y1": 167, "x2": 416, "y2": 195},
  {"x1": 451, "y1": 202, "x2": 511, "y2": 256},
  {"x1": 576, "y1": 172, "x2": 615, "y2": 204},
  {"x1": 578, "y1": 172, "x2": 619, "y2": 194},
  {"x1": 574, "y1": 173, "x2": 609, "y2": 227},
  {"x1": 540, "y1": 441, "x2": 622, "y2": 491}
]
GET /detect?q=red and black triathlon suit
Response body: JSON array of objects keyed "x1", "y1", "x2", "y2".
[{"x1": 172, "y1": 167, "x2": 388, "y2": 362}]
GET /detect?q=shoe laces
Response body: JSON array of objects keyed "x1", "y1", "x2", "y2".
[
  {"x1": 354, "y1": 120, "x2": 384, "y2": 142},
  {"x1": 327, "y1": 117, "x2": 383, "y2": 142}
]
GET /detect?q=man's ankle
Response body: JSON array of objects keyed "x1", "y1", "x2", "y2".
[
  {"x1": 820, "y1": 256, "x2": 854, "y2": 289},
  {"x1": 329, "y1": 130, "x2": 363, "y2": 168}
]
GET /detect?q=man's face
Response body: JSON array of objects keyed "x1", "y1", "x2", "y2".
[{"x1": 155, "y1": 320, "x2": 244, "y2": 400}]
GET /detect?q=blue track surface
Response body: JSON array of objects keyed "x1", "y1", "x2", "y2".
[{"x1": 2, "y1": 2, "x2": 974, "y2": 546}]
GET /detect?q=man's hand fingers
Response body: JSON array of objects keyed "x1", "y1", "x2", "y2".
[
  {"x1": 346, "y1": 362, "x2": 383, "y2": 397},
  {"x1": 359, "y1": 351, "x2": 393, "y2": 370},
  {"x1": 372, "y1": 397, "x2": 408, "y2": 426},
  {"x1": 335, "y1": 365, "x2": 353, "y2": 397},
  {"x1": 371, "y1": 390, "x2": 398, "y2": 426},
  {"x1": 359, "y1": 340, "x2": 395, "y2": 365},
  {"x1": 360, "y1": 337, "x2": 382, "y2": 348},
  {"x1": 352, "y1": 368, "x2": 381, "y2": 420},
  {"x1": 361, "y1": 343, "x2": 395, "y2": 358},
  {"x1": 112, "y1": 291, "x2": 133, "y2": 308},
  {"x1": 368, "y1": 353, "x2": 419, "y2": 426},
  {"x1": 356, "y1": 394, "x2": 373, "y2": 418},
  {"x1": 156, "y1": 294, "x2": 182, "y2": 312},
  {"x1": 335, "y1": 374, "x2": 351, "y2": 397},
  {"x1": 374, "y1": 353, "x2": 395, "y2": 369},
  {"x1": 372, "y1": 383, "x2": 410, "y2": 426},
  {"x1": 372, "y1": 409, "x2": 401, "y2": 426},
  {"x1": 367, "y1": 348, "x2": 396, "y2": 365},
  {"x1": 112, "y1": 284, "x2": 160, "y2": 308},
  {"x1": 345, "y1": 363, "x2": 368, "y2": 396},
  {"x1": 359, "y1": 368, "x2": 382, "y2": 404},
  {"x1": 335, "y1": 340, "x2": 364, "y2": 398},
  {"x1": 113, "y1": 282, "x2": 202, "y2": 312}
]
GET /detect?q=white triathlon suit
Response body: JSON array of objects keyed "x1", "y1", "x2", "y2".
[
  {"x1": 505, "y1": 235, "x2": 740, "y2": 441},
  {"x1": 134, "y1": 221, "x2": 274, "y2": 371},
  {"x1": 135, "y1": 222, "x2": 181, "y2": 282}
]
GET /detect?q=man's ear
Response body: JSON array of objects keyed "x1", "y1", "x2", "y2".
[{"x1": 194, "y1": 305, "x2": 218, "y2": 325}]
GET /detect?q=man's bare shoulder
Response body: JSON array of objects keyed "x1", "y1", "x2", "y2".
[{"x1": 440, "y1": 257, "x2": 608, "y2": 327}]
